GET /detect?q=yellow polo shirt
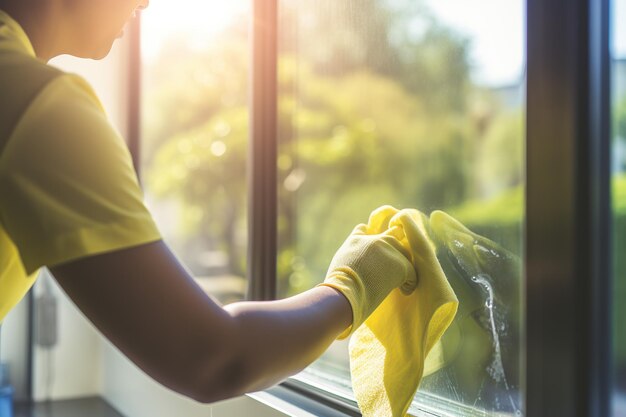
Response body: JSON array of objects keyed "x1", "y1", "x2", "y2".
[{"x1": 0, "y1": 10, "x2": 161, "y2": 322}]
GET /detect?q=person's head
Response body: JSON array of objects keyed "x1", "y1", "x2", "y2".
[
  {"x1": 61, "y1": 0, "x2": 149, "y2": 59},
  {"x1": 0, "y1": 0, "x2": 149, "y2": 60}
]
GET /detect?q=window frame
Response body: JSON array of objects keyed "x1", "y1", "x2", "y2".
[
  {"x1": 526, "y1": 0, "x2": 612, "y2": 415},
  {"x1": 247, "y1": 0, "x2": 278, "y2": 302},
  {"x1": 127, "y1": 0, "x2": 615, "y2": 415}
]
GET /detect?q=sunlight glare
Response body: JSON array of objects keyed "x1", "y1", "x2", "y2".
[{"x1": 141, "y1": 0, "x2": 248, "y2": 61}]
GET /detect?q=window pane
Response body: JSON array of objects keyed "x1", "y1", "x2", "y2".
[
  {"x1": 277, "y1": 1, "x2": 525, "y2": 415},
  {"x1": 141, "y1": 2, "x2": 250, "y2": 303},
  {"x1": 612, "y1": 0, "x2": 626, "y2": 415}
]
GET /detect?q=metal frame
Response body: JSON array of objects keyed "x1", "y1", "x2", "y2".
[
  {"x1": 526, "y1": 0, "x2": 612, "y2": 415},
  {"x1": 588, "y1": 0, "x2": 613, "y2": 411},
  {"x1": 26, "y1": 293, "x2": 33, "y2": 401},
  {"x1": 247, "y1": 0, "x2": 278, "y2": 301},
  {"x1": 247, "y1": 2, "x2": 361, "y2": 412},
  {"x1": 255, "y1": 384, "x2": 362, "y2": 417},
  {"x1": 127, "y1": 17, "x2": 142, "y2": 177}
]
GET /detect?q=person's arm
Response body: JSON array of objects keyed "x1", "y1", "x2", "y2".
[
  {"x1": 50, "y1": 240, "x2": 351, "y2": 404},
  {"x1": 2, "y1": 77, "x2": 412, "y2": 404}
]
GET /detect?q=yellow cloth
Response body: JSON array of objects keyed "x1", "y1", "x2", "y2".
[
  {"x1": 0, "y1": 10, "x2": 161, "y2": 322},
  {"x1": 349, "y1": 208, "x2": 458, "y2": 417}
]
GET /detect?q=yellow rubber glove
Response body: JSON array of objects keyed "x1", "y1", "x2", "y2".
[
  {"x1": 319, "y1": 206, "x2": 418, "y2": 339},
  {"x1": 349, "y1": 208, "x2": 458, "y2": 417}
]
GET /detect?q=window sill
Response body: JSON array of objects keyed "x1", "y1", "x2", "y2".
[
  {"x1": 248, "y1": 384, "x2": 360, "y2": 417},
  {"x1": 250, "y1": 377, "x2": 483, "y2": 417},
  {"x1": 14, "y1": 397, "x2": 124, "y2": 417},
  {"x1": 249, "y1": 379, "x2": 462, "y2": 417}
]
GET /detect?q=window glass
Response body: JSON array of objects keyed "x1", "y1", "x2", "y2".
[
  {"x1": 141, "y1": 2, "x2": 250, "y2": 303},
  {"x1": 612, "y1": 1, "x2": 626, "y2": 415},
  {"x1": 277, "y1": 1, "x2": 525, "y2": 415}
]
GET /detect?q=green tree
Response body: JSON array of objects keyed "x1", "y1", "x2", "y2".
[
  {"x1": 613, "y1": 96, "x2": 626, "y2": 172},
  {"x1": 144, "y1": 0, "x2": 510, "y2": 295},
  {"x1": 142, "y1": 32, "x2": 249, "y2": 166},
  {"x1": 144, "y1": 3, "x2": 525, "y2": 409},
  {"x1": 147, "y1": 107, "x2": 248, "y2": 277},
  {"x1": 475, "y1": 111, "x2": 524, "y2": 198},
  {"x1": 276, "y1": 58, "x2": 476, "y2": 294}
]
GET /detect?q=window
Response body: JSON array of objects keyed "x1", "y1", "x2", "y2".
[
  {"x1": 276, "y1": 0, "x2": 525, "y2": 415},
  {"x1": 140, "y1": 2, "x2": 251, "y2": 304},
  {"x1": 612, "y1": 0, "x2": 626, "y2": 414},
  {"x1": 131, "y1": 0, "x2": 616, "y2": 416}
]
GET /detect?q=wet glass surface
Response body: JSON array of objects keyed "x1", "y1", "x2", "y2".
[{"x1": 277, "y1": 0, "x2": 525, "y2": 414}]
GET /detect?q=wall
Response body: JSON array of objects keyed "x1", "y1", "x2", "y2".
[
  {"x1": 30, "y1": 272, "x2": 103, "y2": 401},
  {"x1": 102, "y1": 342, "x2": 287, "y2": 417},
  {"x1": 0, "y1": 295, "x2": 30, "y2": 401}
]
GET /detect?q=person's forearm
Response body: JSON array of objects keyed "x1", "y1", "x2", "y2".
[
  {"x1": 221, "y1": 285, "x2": 352, "y2": 395},
  {"x1": 51, "y1": 240, "x2": 353, "y2": 404}
]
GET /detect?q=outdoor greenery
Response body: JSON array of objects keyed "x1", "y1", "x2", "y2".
[
  {"x1": 143, "y1": 0, "x2": 524, "y2": 293},
  {"x1": 142, "y1": 0, "x2": 532, "y2": 412},
  {"x1": 613, "y1": 176, "x2": 626, "y2": 376},
  {"x1": 141, "y1": 0, "x2": 626, "y2": 408}
]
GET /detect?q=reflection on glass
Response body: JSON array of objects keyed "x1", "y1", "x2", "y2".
[
  {"x1": 277, "y1": 0, "x2": 525, "y2": 415},
  {"x1": 612, "y1": 1, "x2": 626, "y2": 415},
  {"x1": 140, "y1": 2, "x2": 250, "y2": 304}
]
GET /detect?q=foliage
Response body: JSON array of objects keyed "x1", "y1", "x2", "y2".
[
  {"x1": 613, "y1": 175, "x2": 626, "y2": 367},
  {"x1": 140, "y1": 1, "x2": 626, "y2": 407},
  {"x1": 614, "y1": 96, "x2": 626, "y2": 142},
  {"x1": 142, "y1": 34, "x2": 248, "y2": 165},
  {"x1": 450, "y1": 186, "x2": 523, "y2": 226},
  {"x1": 614, "y1": 173, "x2": 626, "y2": 214},
  {"x1": 147, "y1": 107, "x2": 248, "y2": 276},
  {"x1": 475, "y1": 111, "x2": 524, "y2": 198},
  {"x1": 143, "y1": 0, "x2": 523, "y2": 296}
]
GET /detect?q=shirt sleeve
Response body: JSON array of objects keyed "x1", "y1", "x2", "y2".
[{"x1": 0, "y1": 74, "x2": 162, "y2": 275}]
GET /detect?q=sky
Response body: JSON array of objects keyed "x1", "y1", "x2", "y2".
[
  {"x1": 141, "y1": 0, "x2": 626, "y2": 88},
  {"x1": 423, "y1": 0, "x2": 525, "y2": 86},
  {"x1": 614, "y1": 0, "x2": 626, "y2": 58},
  {"x1": 140, "y1": 0, "x2": 525, "y2": 86},
  {"x1": 140, "y1": 1, "x2": 248, "y2": 60}
]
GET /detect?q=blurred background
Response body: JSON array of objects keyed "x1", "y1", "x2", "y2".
[{"x1": 141, "y1": 0, "x2": 525, "y2": 414}]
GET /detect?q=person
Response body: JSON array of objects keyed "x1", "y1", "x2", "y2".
[{"x1": 0, "y1": 0, "x2": 416, "y2": 404}]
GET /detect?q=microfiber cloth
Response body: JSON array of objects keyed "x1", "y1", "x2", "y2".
[{"x1": 348, "y1": 207, "x2": 459, "y2": 417}]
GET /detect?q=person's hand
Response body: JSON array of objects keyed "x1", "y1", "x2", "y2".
[{"x1": 319, "y1": 206, "x2": 418, "y2": 339}]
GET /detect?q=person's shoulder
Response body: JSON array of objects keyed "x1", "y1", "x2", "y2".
[
  {"x1": 0, "y1": 52, "x2": 65, "y2": 146},
  {"x1": 0, "y1": 59, "x2": 116, "y2": 171},
  {"x1": 0, "y1": 51, "x2": 103, "y2": 118},
  {"x1": 0, "y1": 49, "x2": 62, "y2": 83},
  {"x1": 35, "y1": 71, "x2": 105, "y2": 114}
]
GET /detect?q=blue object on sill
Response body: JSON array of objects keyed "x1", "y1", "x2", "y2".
[
  {"x1": 0, "y1": 363, "x2": 13, "y2": 417},
  {"x1": 0, "y1": 384, "x2": 13, "y2": 417}
]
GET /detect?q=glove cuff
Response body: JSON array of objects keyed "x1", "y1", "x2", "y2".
[{"x1": 317, "y1": 270, "x2": 364, "y2": 340}]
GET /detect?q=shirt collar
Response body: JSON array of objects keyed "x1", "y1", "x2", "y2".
[{"x1": 0, "y1": 9, "x2": 36, "y2": 57}]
